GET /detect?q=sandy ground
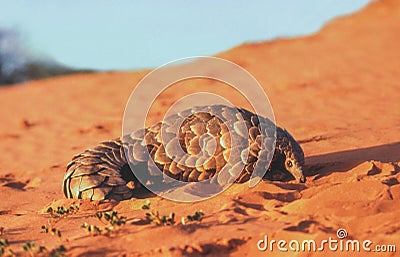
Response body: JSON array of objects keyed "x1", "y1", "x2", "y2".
[{"x1": 0, "y1": 0, "x2": 399, "y2": 256}]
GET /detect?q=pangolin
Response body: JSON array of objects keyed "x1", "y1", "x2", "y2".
[{"x1": 63, "y1": 105, "x2": 305, "y2": 201}]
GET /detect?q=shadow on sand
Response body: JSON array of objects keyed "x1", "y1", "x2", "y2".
[{"x1": 304, "y1": 141, "x2": 400, "y2": 179}]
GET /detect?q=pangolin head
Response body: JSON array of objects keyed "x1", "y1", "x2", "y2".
[{"x1": 275, "y1": 128, "x2": 306, "y2": 183}]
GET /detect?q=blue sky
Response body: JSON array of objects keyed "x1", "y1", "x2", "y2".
[{"x1": 0, "y1": 1, "x2": 369, "y2": 70}]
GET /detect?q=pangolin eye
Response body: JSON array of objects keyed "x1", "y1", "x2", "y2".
[{"x1": 287, "y1": 160, "x2": 293, "y2": 168}]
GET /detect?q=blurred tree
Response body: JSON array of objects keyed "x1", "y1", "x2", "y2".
[{"x1": 0, "y1": 28, "x2": 92, "y2": 86}]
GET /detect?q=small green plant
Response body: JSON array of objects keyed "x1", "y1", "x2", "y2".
[
  {"x1": 142, "y1": 200, "x2": 175, "y2": 226},
  {"x1": 95, "y1": 211, "x2": 127, "y2": 226},
  {"x1": 0, "y1": 239, "x2": 6, "y2": 246},
  {"x1": 22, "y1": 241, "x2": 46, "y2": 256},
  {"x1": 146, "y1": 211, "x2": 175, "y2": 226},
  {"x1": 1, "y1": 238, "x2": 66, "y2": 257},
  {"x1": 141, "y1": 200, "x2": 151, "y2": 210},
  {"x1": 181, "y1": 210, "x2": 204, "y2": 225},
  {"x1": 0, "y1": 238, "x2": 15, "y2": 257},
  {"x1": 41, "y1": 225, "x2": 62, "y2": 238},
  {"x1": 46, "y1": 204, "x2": 80, "y2": 219},
  {"x1": 141, "y1": 200, "x2": 204, "y2": 226},
  {"x1": 81, "y1": 210, "x2": 127, "y2": 236},
  {"x1": 1, "y1": 238, "x2": 9, "y2": 256},
  {"x1": 41, "y1": 204, "x2": 80, "y2": 240},
  {"x1": 81, "y1": 222, "x2": 103, "y2": 236},
  {"x1": 49, "y1": 245, "x2": 67, "y2": 257}
]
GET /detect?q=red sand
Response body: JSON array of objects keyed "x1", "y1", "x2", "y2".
[{"x1": 0, "y1": 0, "x2": 399, "y2": 256}]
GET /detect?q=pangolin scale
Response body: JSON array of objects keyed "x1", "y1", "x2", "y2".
[{"x1": 63, "y1": 105, "x2": 305, "y2": 201}]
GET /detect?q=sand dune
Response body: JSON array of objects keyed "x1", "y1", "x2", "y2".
[{"x1": 0, "y1": 0, "x2": 399, "y2": 256}]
